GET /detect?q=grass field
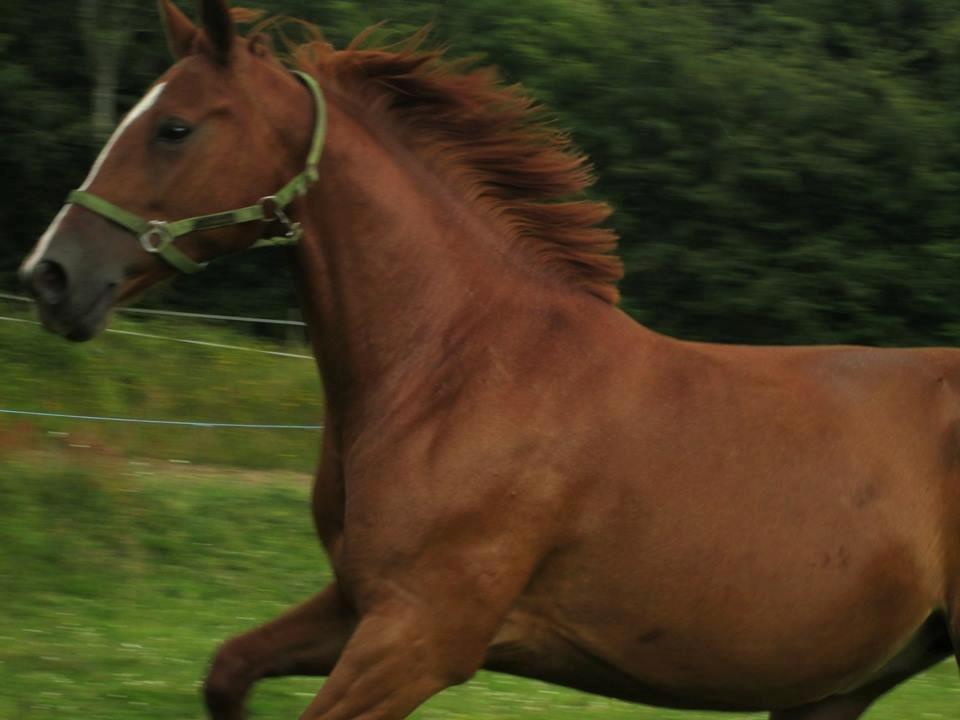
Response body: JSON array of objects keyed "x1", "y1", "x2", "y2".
[
  {"x1": 0, "y1": 297, "x2": 321, "y2": 470},
  {"x1": 1, "y1": 447, "x2": 957, "y2": 719}
]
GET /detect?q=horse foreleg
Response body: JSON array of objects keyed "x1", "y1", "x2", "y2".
[
  {"x1": 294, "y1": 598, "x2": 490, "y2": 720},
  {"x1": 204, "y1": 583, "x2": 356, "y2": 720}
]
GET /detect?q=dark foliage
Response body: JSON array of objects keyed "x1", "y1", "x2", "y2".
[{"x1": 6, "y1": 0, "x2": 960, "y2": 345}]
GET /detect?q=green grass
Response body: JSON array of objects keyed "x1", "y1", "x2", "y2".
[
  {"x1": 1, "y1": 450, "x2": 957, "y2": 719},
  {"x1": 0, "y1": 299, "x2": 321, "y2": 470}
]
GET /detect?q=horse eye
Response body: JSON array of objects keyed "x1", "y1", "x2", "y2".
[{"x1": 156, "y1": 118, "x2": 193, "y2": 143}]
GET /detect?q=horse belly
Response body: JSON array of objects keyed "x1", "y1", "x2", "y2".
[
  {"x1": 485, "y1": 495, "x2": 942, "y2": 710},
  {"x1": 487, "y1": 596, "x2": 945, "y2": 711}
]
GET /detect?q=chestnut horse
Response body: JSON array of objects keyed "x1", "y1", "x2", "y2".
[{"x1": 19, "y1": 1, "x2": 960, "y2": 718}]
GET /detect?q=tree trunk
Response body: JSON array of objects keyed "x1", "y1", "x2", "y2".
[
  {"x1": 91, "y1": 43, "x2": 120, "y2": 141},
  {"x1": 80, "y1": 0, "x2": 134, "y2": 143}
]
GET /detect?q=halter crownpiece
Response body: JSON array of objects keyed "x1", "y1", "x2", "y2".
[{"x1": 65, "y1": 70, "x2": 327, "y2": 274}]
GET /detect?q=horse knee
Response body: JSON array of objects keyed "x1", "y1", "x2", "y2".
[
  {"x1": 203, "y1": 640, "x2": 253, "y2": 716},
  {"x1": 442, "y1": 641, "x2": 486, "y2": 687}
]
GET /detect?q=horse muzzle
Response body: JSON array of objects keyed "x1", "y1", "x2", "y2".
[
  {"x1": 20, "y1": 257, "x2": 117, "y2": 342},
  {"x1": 19, "y1": 208, "x2": 129, "y2": 342}
]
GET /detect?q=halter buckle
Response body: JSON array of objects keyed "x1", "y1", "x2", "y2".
[
  {"x1": 259, "y1": 196, "x2": 302, "y2": 240},
  {"x1": 140, "y1": 221, "x2": 173, "y2": 254}
]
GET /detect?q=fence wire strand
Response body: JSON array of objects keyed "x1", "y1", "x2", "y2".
[
  {"x1": 0, "y1": 408, "x2": 322, "y2": 430},
  {"x1": 0, "y1": 314, "x2": 313, "y2": 359},
  {"x1": 0, "y1": 294, "x2": 319, "y2": 432},
  {"x1": 0, "y1": 292, "x2": 306, "y2": 327}
]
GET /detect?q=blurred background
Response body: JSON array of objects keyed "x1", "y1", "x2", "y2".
[
  {"x1": 7, "y1": 0, "x2": 960, "y2": 344},
  {"x1": 3, "y1": 0, "x2": 960, "y2": 718}
]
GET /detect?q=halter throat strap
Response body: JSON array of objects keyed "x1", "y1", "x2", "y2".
[{"x1": 66, "y1": 70, "x2": 327, "y2": 274}]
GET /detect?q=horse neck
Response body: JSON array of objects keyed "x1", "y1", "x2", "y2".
[{"x1": 292, "y1": 96, "x2": 548, "y2": 426}]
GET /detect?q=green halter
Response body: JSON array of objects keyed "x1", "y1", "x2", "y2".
[{"x1": 65, "y1": 71, "x2": 327, "y2": 274}]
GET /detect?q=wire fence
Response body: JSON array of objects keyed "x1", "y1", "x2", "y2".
[
  {"x1": 0, "y1": 292, "x2": 321, "y2": 433},
  {"x1": 0, "y1": 292, "x2": 306, "y2": 327},
  {"x1": 0, "y1": 408, "x2": 322, "y2": 430}
]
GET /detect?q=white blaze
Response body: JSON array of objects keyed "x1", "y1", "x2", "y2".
[
  {"x1": 20, "y1": 82, "x2": 168, "y2": 277},
  {"x1": 79, "y1": 81, "x2": 168, "y2": 191},
  {"x1": 20, "y1": 205, "x2": 70, "y2": 276}
]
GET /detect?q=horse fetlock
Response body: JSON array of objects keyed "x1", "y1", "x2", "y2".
[{"x1": 203, "y1": 642, "x2": 256, "y2": 718}]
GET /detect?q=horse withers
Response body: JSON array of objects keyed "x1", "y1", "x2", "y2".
[{"x1": 20, "y1": 1, "x2": 960, "y2": 718}]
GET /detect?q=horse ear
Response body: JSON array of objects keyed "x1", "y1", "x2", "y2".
[
  {"x1": 248, "y1": 33, "x2": 274, "y2": 59},
  {"x1": 200, "y1": 0, "x2": 235, "y2": 64},
  {"x1": 158, "y1": 0, "x2": 198, "y2": 60}
]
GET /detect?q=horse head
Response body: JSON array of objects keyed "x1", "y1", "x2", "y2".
[{"x1": 19, "y1": 0, "x2": 317, "y2": 340}]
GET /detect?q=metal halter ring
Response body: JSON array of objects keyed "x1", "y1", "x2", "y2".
[
  {"x1": 140, "y1": 221, "x2": 173, "y2": 254},
  {"x1": 259, "y1": 196, "x2": 300, "y2": 239},
  {"x1": 259, "y1": 196, "x2": 285, "y2": 221}
]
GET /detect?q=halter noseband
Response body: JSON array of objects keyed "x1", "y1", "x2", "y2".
[{"x1": 65, "y1": 71, "x2": 327, "y2": 274}]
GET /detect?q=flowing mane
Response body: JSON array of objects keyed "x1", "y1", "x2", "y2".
[{"x1": 247, "y1": 16, "x2": 623, "y2": 304}]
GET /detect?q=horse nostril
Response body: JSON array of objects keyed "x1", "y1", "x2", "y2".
[{"x1": 30, "y1": 260, "x2": 69, "y2": 306}]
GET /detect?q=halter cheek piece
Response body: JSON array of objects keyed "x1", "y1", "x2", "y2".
[{"x1": 65, "y1": 71, "x2": 326, "y2": 274}]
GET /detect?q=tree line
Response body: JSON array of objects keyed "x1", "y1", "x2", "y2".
[{"x1": 5, "y1": 0, "x2": 960, "y2": 346}]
